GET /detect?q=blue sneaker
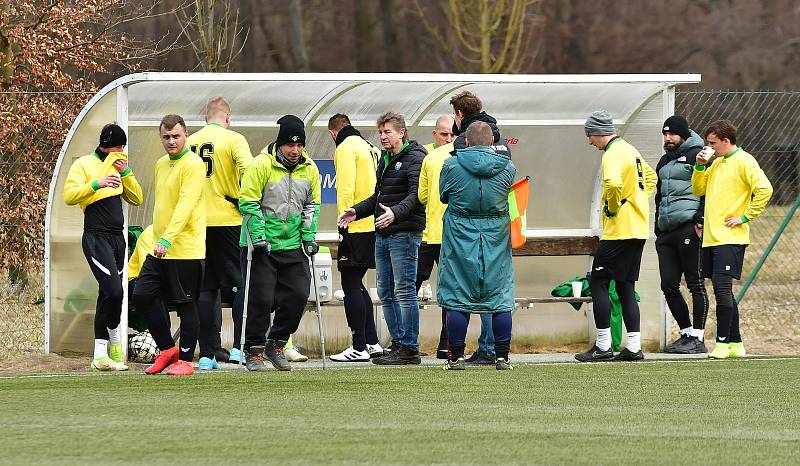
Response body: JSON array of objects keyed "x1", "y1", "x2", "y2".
[
  {"x1": 198, "y1": 356, "x2": 221, "y2": 370},
  {"x1": 228, "y1": 348, "x2": 244, "y2": 364}
]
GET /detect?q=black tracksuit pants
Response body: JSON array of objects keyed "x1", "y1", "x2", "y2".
[
  {"x1": 242, "y1": 248, "x2": 310, "y2": 350},
  {"x1": 82, "y1": 231, "x2": 125, "y2": 340},
  {"x1": 655, "y1": 222, "x2": 709, "y2": 331}
]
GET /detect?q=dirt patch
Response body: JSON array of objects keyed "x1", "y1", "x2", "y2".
[{"x1": 0, "y1": 351, "x2": 91, "y2": 374}]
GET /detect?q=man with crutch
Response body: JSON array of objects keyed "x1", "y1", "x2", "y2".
[{"x1": 238, "y1": 115, "x2": 321, "y2": 371}]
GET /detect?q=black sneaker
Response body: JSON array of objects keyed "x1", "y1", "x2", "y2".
[
  {"x1": 673, "y1": 336, "x2": 708, "y2": 354},
  {"x1": 372, "y1": 346, "x2": 421, "y2": 365},
  {"x1": 575, "y1": 345, "x2": 613, "y2": 362},
  {"x1": 665, "y1": 334, "x2": 691, "y2": 353},
  {"x1": 613, "y1": 347, "x2": 645, "y2": 361},
  {"x1": 465, "y1": 352, "x2": 495, "y2": 365},
  {"x1": 245, "y1": 346, "x2": 269, "y2": 372},
  {"x1": 214, "y1": 347, "x2": 230, "y2": 363},
  {"x1": 372, "y1": 344, "x2": 400, "y2": 363},
  {"x1": 264, "y1": 339, "x2": 291, "y2": 371}
]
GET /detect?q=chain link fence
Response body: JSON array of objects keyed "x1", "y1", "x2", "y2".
[
  {"x1": 0, "y1": 91, "x2": 92, "y2": 352},
  {"x1": 2, "y1": 90, "x2": 799, "y2": 354},
  {"x1": 676, "y1": 90, "x2": 800, "y2": 353}
]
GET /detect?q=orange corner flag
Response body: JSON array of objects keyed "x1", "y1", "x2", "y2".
[{"x1": 508, "y1": 177, "x2": 530, "y2": 249}]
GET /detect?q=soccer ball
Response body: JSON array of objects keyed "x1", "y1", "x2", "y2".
[{"x1": 128, "y1": 330, "x2": 159, "y2": 363}]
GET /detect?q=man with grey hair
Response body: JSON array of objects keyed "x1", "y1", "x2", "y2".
[
  {"x1": 338, "y1": 112, "x2": 427, "y2": 365},
  {"x1": 576, "y1": 110, "x2": 657, "y2": 363},
  {"x1": 424, "y1": 115, "x2": 455, "y2": 154}
]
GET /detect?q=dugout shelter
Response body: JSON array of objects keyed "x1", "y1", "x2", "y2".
[{"x1": 45, "y1": 72, "x2": 701, "y2": 357}]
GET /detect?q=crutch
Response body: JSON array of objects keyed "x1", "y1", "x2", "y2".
[
  {"x1": 309, "y1": 252, "x2": 327, "y2": 370},
  {"x1": 239, "y1": 214, "x2": 255, "y2": 369}
]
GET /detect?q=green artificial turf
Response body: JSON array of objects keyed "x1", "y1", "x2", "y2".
[{"x1": 2, "y1": 358, "x2": 799, "y2": 465}]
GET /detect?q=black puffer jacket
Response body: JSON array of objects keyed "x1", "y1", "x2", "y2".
[
  {"x1": 452, "y1": 111, "x2": 512, "y2": 159},
  {"x1": 353, "y1": 140, "x2": 426, "y2": 235}
]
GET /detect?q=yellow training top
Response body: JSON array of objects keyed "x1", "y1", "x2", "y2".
[
  {"x1": 187, "y1": 123, "x2": 253, "y2": 227},
  {"x1": 127, "y1": 225, "x2": 153, "y2": 281},
  {"x1": 600, "y1": 138, "x2": 657, "y2": 240},
  {"x1": 691, "y1": 147, "x2": 773, "y2": 247},
  {"x1": 418, "y1": 142, "x2": 453, "y2": 244},
  {"x1": 423, "y1": 142, "x2": 437, "y2": 154},
  {"x1": 63, "y1": 151, "x2": 143, "y2": 210},
  {"x1": 152, "y1": 148, "x2": 206, "y2": 259},
  {"x1": 334, "y1": 133, "x2": 378, "y2": 233}
]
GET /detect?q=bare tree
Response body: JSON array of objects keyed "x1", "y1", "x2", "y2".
[
  {"x1": 177, "y1": 0, "x2": 250, "y2": 72},
  {"x1": 288, "y1": 0, "x2": 309, "y2": 72},
  {"x1": 413, "y1": 0, "x2": 544, "y2": 73}
]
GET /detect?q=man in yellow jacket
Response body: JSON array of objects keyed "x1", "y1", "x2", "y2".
[
  {"x1": 134, "y1": 114, "x2": 207, "y2": 376},
  {"x1": 692, "y1": 120, "x2": 772, "y2": 359},
  {"x1": 576, "y1": 110, "x2": 657, "y2": 363},
  {"x1": 186, "y1": 96, "x2": 253, "y2": 370},
  {"x1": 423, "y1": 115, "x2": 455, "y2": 154},
  {"x1": 63, "y1": 123, "x2": 143, "y2": 372},
  {"x1": 328, "y1": 113, "x2": 384, "y2": 362},
  {"x1": 417, "y1": 141, "x2": 452, "y2": 360}
]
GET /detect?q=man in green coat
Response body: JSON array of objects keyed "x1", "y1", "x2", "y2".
[{"x1": 438, "y1": 121, "x2": 516, "y2": 370}]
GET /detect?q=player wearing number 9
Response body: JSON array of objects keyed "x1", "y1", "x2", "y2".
[{"x1": 186, "y1": 96, "x2": 254, "y2": 369}]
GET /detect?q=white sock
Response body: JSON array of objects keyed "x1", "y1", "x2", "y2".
[
  {"x1": 681, "y1": 326, "x2": 692, "y2": 336},
  {"x1": 692, "y1": 328, "x2": 704, "y2": 341},
  {"x1": 107, "y1": 327, "x2": 120, "y2": 344},
  {"x1": 627, "y1": 332, "x2": 641, "y2": 353},
  {"x1": 94, "y1": 339, "x2": 109, "y2": 359},
  {"x1": 596, "y1": 328, "x2": 611, "y2": 351}
]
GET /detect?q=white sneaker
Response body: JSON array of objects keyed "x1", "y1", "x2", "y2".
[
  {"x1": 330, "y1": 346, "x2": 370, "y2": 362},
  {"x1": 284, "y1": 347, "x2": 308, "y2": 362},
  {"x1": 366, "y1": 343, "x2": 385, "y2": 358}
]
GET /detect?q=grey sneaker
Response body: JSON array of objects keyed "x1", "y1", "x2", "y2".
[
  {"x1": 495, "y1": 358, "x2": 513, "y2": 370},
  {"x1": 245, "y1": 346, "x2": 269, "y2": 372},
  {"x1": 264, "y1": 339, "x2": 292, "y2": 371},
  {"x1": 443, "y1": 358, "x2": 466, "y2": 370}
]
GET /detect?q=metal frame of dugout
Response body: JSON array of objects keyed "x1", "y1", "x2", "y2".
[{"x1": 45, "y1": 72, "x2": 701, "y2": 358}]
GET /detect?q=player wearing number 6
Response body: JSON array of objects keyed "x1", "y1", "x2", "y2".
[
  {"x1": 186, "y1": 97, "x2": 254, "y2": 369},
  {"x1": 576, "y1": 110, "x2": 657, "y2": 363}
]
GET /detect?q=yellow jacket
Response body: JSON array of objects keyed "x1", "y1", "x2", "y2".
[
  {"x1": 423, "y1": 142, "x2": 437, "y2": 154},
  {"x1": 692, "y1": 147, "x2": 773, "y2": 247},
  {"x1": 63, "y1": 151, "x2": 143, "y2": 210},
  {"x1": 127, "y1": 225, "x2": 153, "y2": 281},
  {"x1": 187, "y1": 123, "x2": 253, "y2": 227},
  {"x1": 418, "y1": 142, "x2": 453, "y2": 244},
  {"x1": 334, "y1": 132, "x2": 378, "y2": 233},
  {"x1": 152, "y1": 148, "x2": 206, "y2": 259},
  {"x1": 600, "y1": 138, "x2": 657, "y2": 240}
]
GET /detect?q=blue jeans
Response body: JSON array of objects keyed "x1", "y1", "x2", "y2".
[
  {"x1": 376, "y1": 232, "x2": 422, "y2": 351},
  {"x1": 478, "y1": 313, "x2": 495, "y2": 358}
]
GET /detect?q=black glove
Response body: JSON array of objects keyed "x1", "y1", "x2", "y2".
[
  {"x1": 604, "y1": 199, "x2": 626, "y2": 217},
  {"x1": 303, "y1": 241, "x2": 319, "y2": 256},
  {"x1": 252, "y1": 240, "x2": 271, "y2": 254}
]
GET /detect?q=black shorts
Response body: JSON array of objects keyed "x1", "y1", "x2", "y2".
[
  {"x1": 133, "y1": 255, "x2": 204, "y2": 304},
  {"x1": 337, "y1": 228, "x2": 376, "y2": 269},
  {"x1": 202, "y1": 226, "x2": 243, "y2": 290},
  {"x1": 591, "y1": 239, "x2": 646, "y2": 282},
  {"x1": 701, "y1": 244, "x2": 746, "y2": 279},
  {"x1": 416, "y1": 242, "x2": 441, "y2": 282}
]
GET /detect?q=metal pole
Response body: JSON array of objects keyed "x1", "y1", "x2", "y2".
[
  {"x1": 310, "y1": 254, "x2": 327, "y2": 370},
  {"x1": 240, "y1": 214, "x2": 254, "y2": 369},
  {"x1": 737, "y1": 193, "x2": 800, "y2": 303}
]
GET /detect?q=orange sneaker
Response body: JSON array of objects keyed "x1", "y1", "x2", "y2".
[
  {"x1": 145, "y1": 346, "x2": 179, "y2": 375},
  {"x1": 166, "y1": 360, "x2": 194, "y2": 376}
]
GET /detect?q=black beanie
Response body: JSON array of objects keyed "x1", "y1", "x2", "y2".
[
  {"x1": 99, "y1": 123, "x2": 127, "y2": 148},
  {"x1": 275, "y1": 115, "x2": 306, "y2": 146},
  {"x1": 662, "y1": 115, "x2": 690, "y2": 140}
]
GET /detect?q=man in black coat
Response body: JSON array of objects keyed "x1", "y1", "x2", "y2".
[{"x1": 338, "y1": 112, "x2": 426, "y2": 365}]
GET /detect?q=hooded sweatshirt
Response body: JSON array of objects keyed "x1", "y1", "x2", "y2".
[
  {"x1": 452, "y1": 112, "x2": 512, "y2": 159},
  {"x1": 654, "y1": 130, "x2": 705, "y2": 234}
]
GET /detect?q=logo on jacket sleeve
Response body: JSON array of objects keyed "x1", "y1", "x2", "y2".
[{"x1": 395, "y1": 162, "x2": 402, "y2": 170}]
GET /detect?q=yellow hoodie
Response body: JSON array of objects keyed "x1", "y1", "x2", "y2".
[
  {"x1": 600, "y1": 138, "x2": 657, "y2": 240},
  {"x1": 418, "y1": 142, "x2": 453, "y2": 244},
  {"x1": 334, "y1": 133, "x2": 378, "y2": 233},
  {"x1": 691, "y1": 147, "x2": 773, "y2": 247},
  {"x1": 63, "y1": 151, "x2": 143, "y2": 210},
  {"x1": 127, "y1": 225, "x2": 153, "y2": 281}
]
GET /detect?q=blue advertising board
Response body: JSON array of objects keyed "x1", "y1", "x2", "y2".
[{"x1": 315, "y1": 159, "x2": 337, "y2": 205}]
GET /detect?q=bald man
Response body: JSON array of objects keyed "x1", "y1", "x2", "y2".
[{"x1": 423, "y1": 115, "x2": 455, "y2": 154}]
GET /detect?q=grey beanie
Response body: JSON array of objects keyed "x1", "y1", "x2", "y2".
[{"x1": 584, "y1": 110, "x2": 618, "y2": 137}]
